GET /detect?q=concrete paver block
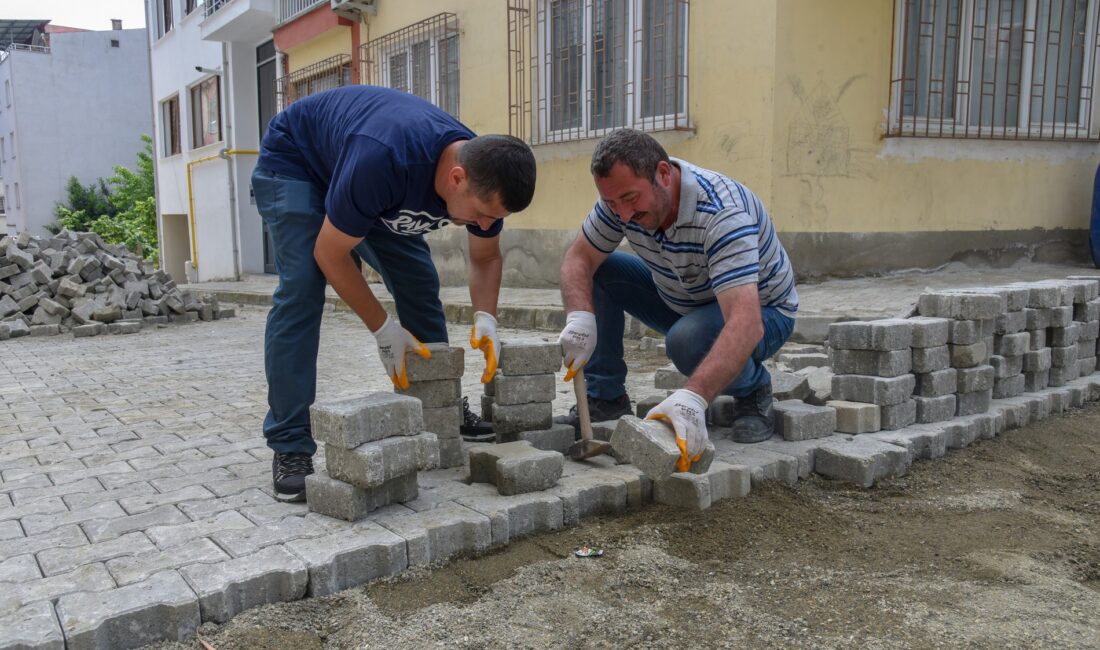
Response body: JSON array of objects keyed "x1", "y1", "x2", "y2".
[
  {"x1": 991, "y1": 354, "x2": 1024, "y2": 378},
  {"x1": 1025, "y1": 308, "x2": 1053, "y2": 330},
  {"x1": 867, "y1": 425, "x2": 947, "y2": 460},
  {"x1": 491, "y1": 401, "x2": 553, "y2": 438},
  {"x1": 654, "y1": 365, "x2": 687, "y2": 389},
  {"x1": 285, "y1": 523, "x2": 408, "y2": 597},
  {"x1": 1079, "y1": 356, "x2": 1097, "y2": 376},
  {"x1": 480, "y1": 394, "x2": 494, "y2": 422},
  {"x1": 1050, "y1": 345, "x2": 1078, "y2": 368},
  {"x1": 828, "y1": 318, "x2": 913, "y2": 351},
  {"x1": 494, "y1": 373, "x2": 556, "y2": 405},
  {"x1": 0, "y1": 564, "x2": 115, "y2": 614},
  {"x1": 948, "y1": 319, "x2": 985, "y2": 345},
  {"x1": 777, "y1": 352, "x2": 830, "y2": 370},
  {"x1": 519, "y1": 423, "x2": 575, "y2": 454},
  {"x1": 1049, "y1": 362, "x2": 1080, "y2": 387},
  {"x1": 950, "y1": 341, "x2": 988, "y2": 368},
  {"x1": 830, "y1": 373, "x2": 915, "y2": 405},
  {"x1": 404, "y1": 343, "x2": 464, "y2": 381},
  {"x1": 596, "y1": 464, "x2": 655, "y2": 509},
  {"x1": 907, "y1": 316, "x2": 950, "y2": 348},
  {"x1": 421, "y1": 404, "x2": 461, "y2": 438},
  {"x1": 773, "y1": 400, "x2": 836, "y2": 440},
  {"x1": 995, "y1": 332, "x2": 1030, "y2": 356},
  {"x1": 1028, "y1": 326, "x2": 1047, "y2": 349},
  {"x1": 914, "y1": 368, "x2": 958, "y2": 397},
  {"x1": 437, "y1": 435, "x2": 465, "y2": 469},
  {"x1": 410, "y1": 432, "x2": 441, "y2": 471},
  {"x1": 992, "y1": 374, "x2": 1025, "y2": 399},
  {"x1": 918, "y1": 291, "x2": 1005, "y2": 320},
  {"x1": 1024, "y1": 369, "x2": 1050, "y2": 392},
  {"x1": 772, "y1": 371, "x2": 812, "y2": 401},
  {"x1": 310, "y1": 393, "x2": 423, "y2": 449},
  {"x1": 106, "y1": 538, "x2": 230, "y2": 587},
  {"x1": 635, "y1": 393, "x2": 664, "y2": 419},
  {"x1": 1023, "y1": 348, "x2": 1052, "y2": 372},
  {"x1": 305, "y1": 471, "x2": 418, "y2": 522},
  {"x1": 956, "y1": 365, "x2": 994, "y2": 393},
  {"x1": 546, "y1": 472, "x2": 629, "y2": 526},
  {"x1": 880, "y1": 399, "x2": 917, "y2": 430},
  {"x1": 38, "y1": 532, "x2": 156, "y2": 577},
  {"x1": 915, "y1": 394, "x2": 955, "y2": 424},
  {"x1": 0, "y1": 601, "x2": 64, "y2": 650},
  {"x1": 994, "y1": 309, "x2": 1026, "y2": 334},
  {"x1": 830, "y1": 348, "x2": 912, "y2": 377},
  {"x1": 814, "y1": 436, "x2": 910, "y2": 488},
  {"x1": 397, "y1": 378, "x2": 461, "y2": 408},
  {"x1": 498, "y1": 339, "x2": 561, "y2": 375},
  {"x1": 454, "y1": 492, "x2": 565, "y2": 545},
  {"x1": 610, "y1": 416, "x2": 715, "y2": 481},
  {"x1": 325, "y1": 435, "x2": 421, "y2": 489},
  {"x1": 827, "y1": 400, "x2": 881, "y2": 434},
  {"x1": 181, "y1": 545, "x2": 308, "y2": 624},
  {"x1": 910, "y1": 345, "x2": 949, "y2": 373},
  {"x1": 1050, "y1": 325, "x2": 1081, "y2": 348},
  {"x1": 55, "y1": 570, "x2": 200, "y2": 650},
  {"x1": 1051, "y1": 305, "x2": 1074, "y2": 327},
  {"x1": 375, "y1": 502, "x2": 492, "y2": 567},
  {"x1": 713, "y1": 444, "x2": 804, "y2": 485},
  {"x1": 467, "y1": 441, "x2": 563, "y2": 495},
  {"x1": 956, "y1": 389, "x2": 992, "y2": 416}
]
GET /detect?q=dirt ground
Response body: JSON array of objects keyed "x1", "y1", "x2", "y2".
[{"x1": 147, "y1": 398, "x2": 1100, "y2": 650}]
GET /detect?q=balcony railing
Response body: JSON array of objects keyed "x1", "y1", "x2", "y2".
[
  {"x1": 280, "y1": 0, "x2": 327, "y2": 23},
  {"x1": 204, "y1": 0, "x2": 233, "y2": 18}
]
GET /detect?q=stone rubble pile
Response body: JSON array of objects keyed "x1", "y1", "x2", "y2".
[{"x1": 0, "y1": 230, "x2": 233, "y2": 340}]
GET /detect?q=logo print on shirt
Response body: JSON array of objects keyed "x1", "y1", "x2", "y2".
[{"x1": 382, "y1": 210, "x2": 452, "y2": 235}]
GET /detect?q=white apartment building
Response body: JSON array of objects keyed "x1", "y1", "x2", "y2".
[
  {"x1": 146, "y1": 0, "x2": 282, "y2": 282},
  {"x1": 0, "y1": 21, "x2": 152, "y2": 237}
]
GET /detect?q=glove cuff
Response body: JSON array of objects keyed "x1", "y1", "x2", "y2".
[
  {"x1": 473, "y1": 311, "x2": 498, "y2": 325},
  {"x1": 565, "y1": 310, "x2": 596, "y2": 325},
  {"x1": 677, "y1": 388, "x2": 709, "y2": 408},
  {"x1": 370, "y1": 314, "x2": 395, "y2": 335}
]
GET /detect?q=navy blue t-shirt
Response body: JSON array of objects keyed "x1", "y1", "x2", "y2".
[{"x1": 257, "y1": 86, "x2": 502, "y2": 239}]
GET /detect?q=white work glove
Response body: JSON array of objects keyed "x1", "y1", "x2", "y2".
[
  {"x1": 371, "y1": 315, "x2": 430, "y2": 390},
  {"x1": 646, "y1": 388, "x2": 709, "y2": 471},
  {"x1": 558, "y1": 310, "x2": 597, "y2": 382},
  {"x1": 469, "y1": 311, "x2": 499, "y2": 384}
]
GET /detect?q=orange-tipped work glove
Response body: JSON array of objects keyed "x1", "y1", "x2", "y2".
[
  {"x1": 558, "y1": 310, "x2": 597, "y2": 382},
  {"x1": 372, "y1": 315, "x2": 430, "y2": 390},
  {"x1": 469, "y1": 311, "x2": 499, "y2": 383},
  {"x1": 646, "y1": 388, "x2": 709, "y2": 472}
]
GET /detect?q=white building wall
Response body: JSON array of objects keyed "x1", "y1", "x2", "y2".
[{"x1": 0, "y1": 29, "x2": 152, "y2": 237}]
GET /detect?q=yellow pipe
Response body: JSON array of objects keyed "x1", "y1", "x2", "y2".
[{"x1": 185, "y1": 148, "x2": 259, "y2": 270}]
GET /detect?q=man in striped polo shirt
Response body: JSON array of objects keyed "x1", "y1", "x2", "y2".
[{"x1": 557, "y1": 129, "x2": 798, "y2": 455}]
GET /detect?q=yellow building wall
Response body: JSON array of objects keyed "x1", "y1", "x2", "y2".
[
  {"x1": 771, "y1": 0, "x2": 1098, "y2": 234},
  {"x1": 286, "y1": 24, "x2": 351, "y2": 69}
]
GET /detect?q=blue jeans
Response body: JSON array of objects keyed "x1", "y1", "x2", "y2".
[
  {"x1": 586, "y1": 251, "x2": 794, "y2": 401},
  {"x1": 252, "y1": 167, "x2": 447, "y2": 455}
]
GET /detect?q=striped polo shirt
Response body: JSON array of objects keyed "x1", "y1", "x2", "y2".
[{"x1": 581, "y1": 158, "x2": 798, "y2": 318}]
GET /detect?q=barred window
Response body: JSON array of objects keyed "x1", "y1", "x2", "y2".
[
  {"x1": 890, "y1": 0, "x2": 1100, "y2": 140},
  {"x1": 360, "y1": 14, "x2": 460, "y2": 117},
  {"x1": 509, "y1": 0, "x2": 689, "y2": 145},
  {"x1": 275, "y1": 54, "x2": 352, "y2": 109}
]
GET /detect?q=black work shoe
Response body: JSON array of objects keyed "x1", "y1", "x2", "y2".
[
  {"x1": 272, "y1": 452, "x2": 314, "y2": 502},
  {"x1": 554, "y1": 393, "x2": 633, "y2": 437},
  {"x1": 730, "y1": 383, "x2": 775, "y2": 443},
  {"x1": 460, "y1": 396, "x2": 495, "y2": 443}
]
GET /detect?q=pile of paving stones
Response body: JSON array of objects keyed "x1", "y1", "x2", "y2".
[
  {"x1": 399, "y1": 344, "x2": 468, "y2": 468},
  {"x1": 486, "y1": 339, "x2": 576, "y2": 453},
  {"x1": 0, "y1": 230, "x2": 232, "y2": 340}
]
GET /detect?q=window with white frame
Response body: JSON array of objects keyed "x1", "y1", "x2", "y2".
[
  {"x1": 522, "y1": 0, "x2": 689, "y2": 144},
  {"x1": 361, "y1": 14, "x2": 460, "y2": 117},
  {"x1": 190, "y1": 76, "x2": 221, "y2": 148},
  {"x1": 156, "y1": 0, "x2": 174, "y2": 38},
  {"x1": 890, "y1": 0, "x2": 1100, "y2": 140}
]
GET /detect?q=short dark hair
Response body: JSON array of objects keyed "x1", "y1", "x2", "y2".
[
  {"x1": 458, "y1": 134, "x2": 537, "y2": 213},
  {"x1": 590, "y1": 128, "x2": 670, "y2": 182}
]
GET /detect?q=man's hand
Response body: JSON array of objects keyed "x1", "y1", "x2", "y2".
[
  {"x1": 469, "y1": 311, "x2": 499, "y2": 383},
  {"x1": 646, "y1": 389, "x2": 709, "y2": 471},
  {"x1": 372, "y1": 315, "x2": 430, "y2": 389},
  {"x1": 558, "y1": 310, "x2": 597, "y2": 382}
]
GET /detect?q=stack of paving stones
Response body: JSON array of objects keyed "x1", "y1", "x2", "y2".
[
  {"x1": 492, "y1": 339, "x2": 574, "y2": 454},
  {"x1": 0, "y1": 230, "x2": 232, "y2": 340},
  {"x1": 305, "y1": 392, "x2": 437, "y2": 521},
  {"x1": 1068, "y1": 275, "x2": 1100, "y2": 378},
  {"x1": 828, "y1": 318, "x2": 917, "y2": 431},
  {"x1": 916, "y1": 289, "x2": 1001, "y2": 416},
  {"x1": 398, "y1": 343, "x2": 465, "y2": 468}
]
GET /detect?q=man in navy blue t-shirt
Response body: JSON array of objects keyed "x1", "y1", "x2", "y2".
[{"x1": 252, "y1": 86, "x2": 536, "y2": 501}]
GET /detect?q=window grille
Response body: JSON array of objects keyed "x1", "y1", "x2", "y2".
[
  {"x1": 359, "y1": 13, "x2": 460, "y2": 117},
  {"x1": 275, "y1": 54, "x2": 353, "y2": 109},
  {"x1": 890, "y1": 0, "x2": 1100, "y2": 140},
  {"x1": 508, "y1": 0, "x2": 690, "y2": 145}
]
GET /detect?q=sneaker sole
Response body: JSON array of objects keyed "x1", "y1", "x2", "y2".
[
  {"x1": 461, "y1": 433, "x2": 496, "y2": 443},
  {"x1": 273, "y1": 489, "x2": 306, "y2": 503}
]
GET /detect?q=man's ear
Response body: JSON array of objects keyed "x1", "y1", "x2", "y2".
[{"x1": 449, "y1": 165, "x2": 467, "y2": 188}]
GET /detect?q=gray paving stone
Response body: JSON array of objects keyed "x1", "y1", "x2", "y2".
[
  {"x1": 81, "y1": 505, "x2": 190, "y2": 544},
  {"x1": 653, "y1": 365, "x2": 687, "y2": 389},
  {"x1": 437, "y1": 435, "x2": 465, "y2": 469},
  {"x1": 914, "y1": 394, "x2": 955, "y2": 424},
  {"x1": 305, "y1": 471, "x2": 418, "y2": 522},
  {"x1": 519, "y1": 423, "x2": 575, "y2": 454},
  {"x1": 0, "y1": 553, "x2": 42, "y2": 582},
  {"x1": 0, "y1": 496, "x2": 67, "y2": 523},
  {"x1": 146, "y1": 510, "x2": 255, "y2": 550},
  {"x1": 421, "y1": 404, "x2": 461, "y2": 438},
  {"x1": 546, "y1": 471, "x2": 629, "y2": 526},
  {"x1": 468, "y1": 441, "x2": 563, "y2": 495},
  {"x1": 880, "y1": 399, "x2": 917, "y2": 430},
  {"x1": 596, "y1": 464, "x2": 655, "y2": 509},
  {"x1": 772, "y1": 370, "x2": 813, "y2": 401},
  {"x1": 950, "y1": 341, "x2": 988, "y2": 368},
  {"x1": 498, "y1": 339, "x2": 561, "y2": 376},
  {"x1": 397, "y1": 378, "x2": 462, "y2": 408},
  {"x1": 773, "y1": 400, "x2": 836, "y2": 440},
  {"x1": 1078, "y1": 356, "x2": 1097, "y2": 376},
  {"x1": 55, "y1": 570, "x2": 200, "y2": 650},
  {"x1": 493, "y1": 373, "x2": 556, "y2": 405},
  {"x1": 814, "y1": 436, "x2": 910, "y2": 488},
  {"x1": 375, "y1": 502, "x2": 493, "y2": 567},
  {"x1": 918, "y1": 291, "x2": 1004, "y2": 320},
  {"x1": 453, "y1": 492, "x2": 565, "y2": 545},
  {"x1": 326, "y1": 435, "x2": 422, "y2": 489},
  {"x1": 610, "y1": 416, "x2": 715, "y2": 481},
  {"x1": 830, "y1": 348, "x2": 912, "y2": 377},
  {"x1": 21, "y1": 500, "x2": 125, "y2": 537},
  {"x1": 910, "y1": 345, "x2": 949, "y2": 373},
  {"x1": 948, "y1": 319, "x2": 987, "y2": 345},
  {"x1": 285, "y1": 522, "x2": 408, "y2": 597},
  {"x1": 1049, "y1": 362, "x2": 1080, "y2": 387},
  {"x1": 10, "y1": 478, "x2": 102, "y2": 506},
  {"x1": 1051, "y1": 345, "x2": 1078, "y2": 368},
  {"x1": 180, "y1": 545, "x2": 308, "y2": 624},
  {"x1": 0, "y1": 524, "x2": 84, "y2": 559},
  {"x1": 117, "y1": 486, "x2": 215, "y2": 515},
  {"x1": 907, "y1": 316, "x2": 950, "y2": 348},
  {"x1": 492, "y1": 401, "x2": 553, "y2": 438},
  {"x1": 480, "y1": 394, "x2": 494, "y2": 422},
  {"x1": 956, "y1": 365, "x2": 994, "y2": 393},
  {"x1": 310, "y1": 393, "x2": 423, "y2": 450},
  {"x1": 867, "y1": 425, "x2": 947, "y2": 460},
  {"x1": 212, "y1": 513, "x2": 339, "y2": 558},
  {"x1": 777, "y1": 351, "x2": 830, "y2": 370},
  {"x1": 0, "y1": 563, "x2": 115, "y2": 612},
  {"x1": 992, "y1": 374, "x2": 1026, "y2": 399},
  {"x1": 913, "y1": 368, "x2": 957, "y2": 398},
  {"x1": 106, "y1": 538, "x2": 230, "y2": 586},
  {"x1": 38, "y1": 532, "x2": 156, "y2": 577},
  {"x1": 994, "y1": 332, "x2": 1030, "y2": 357},
  {"x1": 411, "y1": 431, "x2": 442, "y2": 471},
  {"x1": 1051, "y1": 305, "x2": 1074, "y2": 327},
  {"x1": 713, "y1": 443, "x2": 804, "y2": 485},
  {"x1": 956, "y1": 389, "x2": 992, "y2": 416},
  {"x1": 990, "y1": 354, "x2": 1024, "y2": 378},
  {"x1": 404, "y1": 343, "x2": 465, "y2": 381},
  {"x1": 830, "y1": 373, "x2": 915, "y2": 406},
  {"x1": 994, "y1": 309, "x2": 1026, "y2": 334},
  {"x1": 0, "y1": 601, "x2": 64, "y2": 650},
  {"x1": 828, "y1": 319, "x2": 912, "y2": 351},
  {"x1": 941, "y1": 419, "x2": 979, "y2": 449},
  {"x1": 177, "y1": 488, "x2": 276, "y2": 520},
  {"x1": 635, "y1": 393, "x2": 665, "y2": 419}
]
